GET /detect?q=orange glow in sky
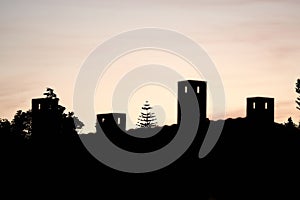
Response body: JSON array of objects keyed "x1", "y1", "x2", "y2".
[{"x1": 0, "y1": 0, "x2": 300, "y2": 132}]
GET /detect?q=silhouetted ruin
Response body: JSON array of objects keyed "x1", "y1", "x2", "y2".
[
  {"x1": 31, "y1": 97, "x2": 62, "y2": 141},
  {"x1": 246, "y1": 97, "x2": 274, "y2": 124},
  {"x1": 97, "y1": 113, "x2": 126, "y2": 132},
  {"x1": 1, "y1": 81, "x2": 300, "y2": 199},
  {"x1": 177, "y1": 80, "x2": 207, "y2": 125}
]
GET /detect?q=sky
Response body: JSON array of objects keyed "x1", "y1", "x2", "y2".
[{"x1": 0, "y1": 0, "x2": 300, "y2": 132}]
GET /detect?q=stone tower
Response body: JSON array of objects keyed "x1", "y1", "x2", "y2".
[
  {"x1": 247, "y1": 97, "x2": 274, "y2": 124},
  {"x1": 177, "y1": 80, "x2": 207, "y2": 125}
]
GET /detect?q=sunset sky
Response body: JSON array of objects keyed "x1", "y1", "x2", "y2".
[{"x1": 0, "y1": 0, "x2": 300, "y2": 132}]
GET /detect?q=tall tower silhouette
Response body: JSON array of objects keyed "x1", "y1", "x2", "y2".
[
  {"x1": 247, "y1": 97, "x2": 274, "y2": 124},
  {"x1": 177, "y1": 80, "x2": 207, "y2": 125}
]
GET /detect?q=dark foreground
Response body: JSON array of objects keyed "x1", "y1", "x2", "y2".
[{"x1": 1, "y1": 118, "x2": 300, "y2": 199}]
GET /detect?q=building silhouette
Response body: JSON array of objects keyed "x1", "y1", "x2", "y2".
[
  {"x1": 96, "y1": 80, "x2": 207, "y2": 132},
  {"x1": 97, "y1": 113, "x2": 126, "y2": 132},
  {"x1": 177, "y1": 80, "x2": 207, "y2": 125},
  {"x1": 246, "y1": 97, "x2": 274, "y2": 124},
  {"x1": 31, "y1": 97, "x2": 63, "y2": 141}
]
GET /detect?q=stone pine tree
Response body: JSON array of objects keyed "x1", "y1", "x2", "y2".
[
  {"x1": 296, "y1": 79, "x2": 300, "y2": 110},
  {"x1": 136, "y1": 101, "x2": 157, "y2": 128}
]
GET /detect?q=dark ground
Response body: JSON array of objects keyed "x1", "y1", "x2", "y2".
[{"x1": 1, "y1": 118, "x2": 300, "y2": 199}]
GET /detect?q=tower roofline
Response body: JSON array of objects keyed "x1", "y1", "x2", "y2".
[
  {"x1": 247, "y1": 97, "x2": 274, "y2": 100},
  {"x1": 97, "y1": 113, "x2": 126, "y2": 116},
  {"x1": 178, "y1": 80, "x2": 207, "y2": 83},
  {"x1": 32, "y1": 97, "x2": 59, "y2": 101}
]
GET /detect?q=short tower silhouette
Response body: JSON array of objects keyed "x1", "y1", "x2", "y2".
[
  {"x1": 31, "y1": 97, "x2": 62, "y2": 140},
  {"x1": 97, "y1": 113, "x2": 126, "y2": 132},
  {"x1": 246, "y1": 97, "x2": 274, "y2": 124}
]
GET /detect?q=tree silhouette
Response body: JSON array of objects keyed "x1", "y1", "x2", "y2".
[
  {"x1": 3, "y1": 88, "x2": 85, "y2": 139},
  {"x1": 43, "y1": 87, "x2": 57, "y2": 99},
  {"x1": 11, "y1": 110, "x2": 32, "y2": 139},
  {"x1": 43, "y1": 88, "x2": 84, "y2": 131},
  {"x1": 0, "y1": 118, "x2": 11, "y2": 133},
  {"x1": 63, "y1": 111, "x2": 84, "y2": 130},
  {"x1": 285, "y1": 117, "x2": 295, "y2": 128},
  {"x1": 296, "y1": 79, "x2": 300, "y2": 110},
  {"x1": 136, "y1": 101, "x2": 157, "y2": 128}
]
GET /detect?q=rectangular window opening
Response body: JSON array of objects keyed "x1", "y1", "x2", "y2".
[
  {"x1": 117, "y1": 117, "x2": 121, "y2": 125},
  {"x1": 197, "y1": 86, "x2": 200, "y2": 94},
  {"x1": 184, "y1": 86, "x2": 188, "y2": 93},
  {"x1": 253, "y1": 102, "x2": 256, "y2": 109},
  {"x1": 265, "y1": 102, "x2": 268, "y2": 109}
]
